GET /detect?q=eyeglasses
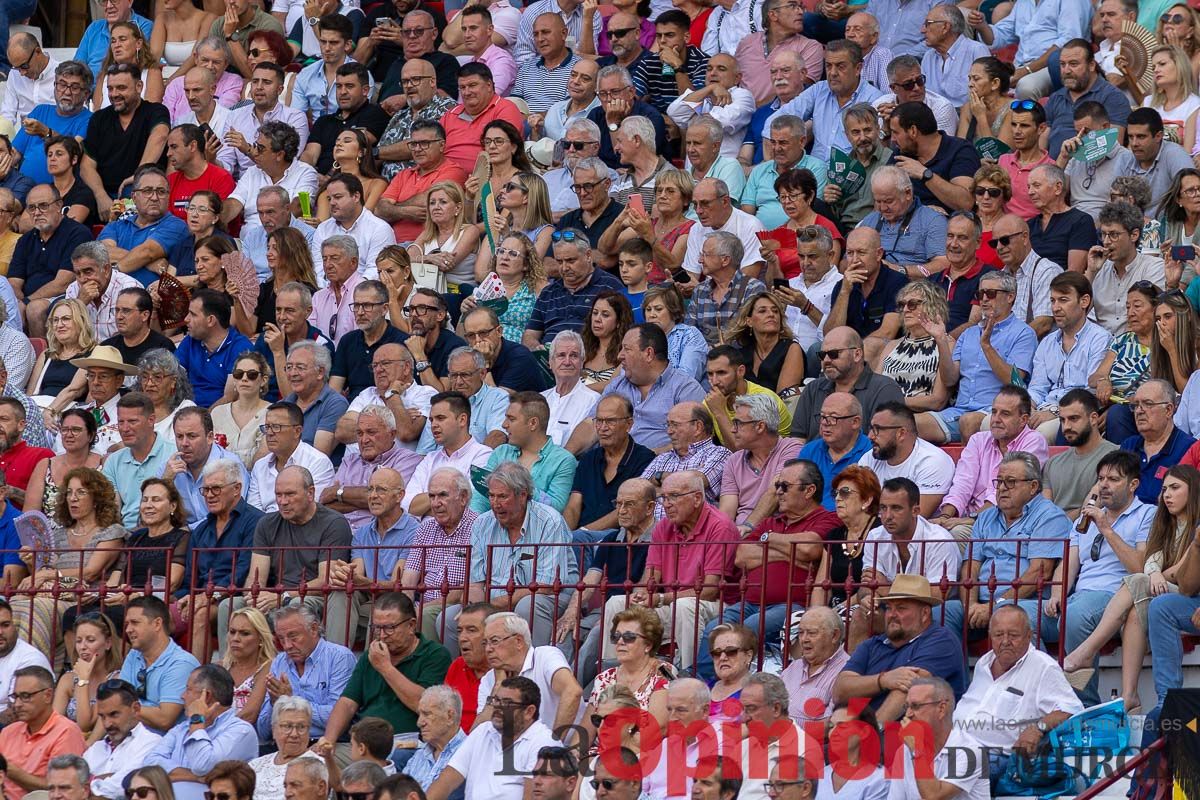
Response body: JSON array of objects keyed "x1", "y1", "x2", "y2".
[
  {"x1": 609, "y1": 631, "x2": 644, "y2": 644},
  {"x1": 598, "y1": 89, "x2": 631, "y2": 100},
  {"x1": 595, "y1": 415, "x2": 632, "y2": 427},
  {"x1": 975, "y1": 288, "x2": 1011, "y2": 300},
  {"x1": 65, "y1": 489, "x2": 91, "y2": 499},
  {"x1": 775, "y1": 480, "x2": 809, "y2": 492},
  {"x1": 335, "y1": 793, "x2": 373, "y2": 800},
  {"x1": 232, "y1": 369, "x2": 262, "y2": 381},
  {"x1": 766, "y1": 781, "x2": 809, "y2": 796},
  {"x1": 54, "y1": 79, "x2": 88, "y2": 92},
  {"x1": 275, "y1": 721, "x2": 309, "y2": 733},
  {"x1": 187, "y1": 204, "x2": 216, "y2": 214},
  {"x1": 403, "y1": 304, "x2": 441, "y2": 316},
  {"x1": 869, "y1": 424, "x2": 903, "y2": 434},
  {"x1": 447, "y1": 370, "x2": 479, "y2": 381},
  {"x1": 134, "y1": 187, "x2": 169, "y2": 197},
  {"x1": 834, "y1": 486, "x2": 858, "y2": 498},
  {"x1": 484, "y1": 632, "x2": 519, "y2": 649},
  {"x1": 1130, "y1": 400, "x2": 1172, "y2": 411},
  {"x1": 1162, "y1": 12, "x2": 1188, "y2": 23},
  {"x1": 489, "y1": 696, "x2": 530, "y2": 709},
  {"x1": 128, "y1": 789, "x2": 157, "y2": 800},
  {"x1": 401, "y1": 25, "x2": 433, "y2": 35},
  {"x1": 890, "y1": 75, "x2": 926, "y2": 91},
  {"x1": 199, "y1": 483, "x2": 234, "y2": 496},
  {"x1": 819, "y1": 414, "x2": 858, "y2": 424},
  {"x1": 563, "y1": 140, "x2": 596, "y2": 151},
  {"x1": 710, "y1": 646, "x2": 746, "y2": 659},
  {"x1": 27, "y1": 200, "x2": 61, "y2": 213},
  {"x1": 8, "y1": 687, "x2": 51, "y2": 703},
  {"x1": 371, "y1": 618, "x2": 414, "y2": 635},
  {"x1": 992, "y1": 231, "x2": 1026, "y2": 248},
  {"x1": 259, "y1": 423, "x2": 300, "y2": 434},
  {"x1": 570, "y1": 180, "x2": 606, "y2": 193},
  {"x1": 401, "y1": 75, "x2": 435, "y2": 86},
  {"x1": 661, "y1": 489, "x2": 701, "y2": 504},
  {"x1": 483, "y1": 136, "x2": 511, "y2": 147},
  {"x1": 350, "y1": 301, "x2": 386, "y2": 312},
  {"x1": 465, "y1": 325, "x2": 499, "y2": 341},
  {"x1": 1181, "y1": 186, "x2": 1200, "y2": 198},
  {"x1": 495, "y1": 247, "x2": 524, "y2": 259},
  {"x1": 1010, "y1": 99, "x2": 1038, "y2": 111},
  {"x1": 992, "y1": 477, "x2": 1036, "y2": 489},
  {"x1": 408, "y1": 137, "x2": 441, "y2": 150},
  {"x1": 1098, "y1": 229, "x2": 1128, "y2": 241},
  {"x1": 974, "y1": 186, "x2": 1003, "y2": 199},
  {"x1": 204, "y1": 793, "x2": 234, "y2": 800}
]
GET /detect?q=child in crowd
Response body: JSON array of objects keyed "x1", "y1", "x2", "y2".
[{"x1": 618, "y1": 238, "x2": 652, "y2": 323}]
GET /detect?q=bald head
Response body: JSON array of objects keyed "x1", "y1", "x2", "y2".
[
  {"x1": 824, "y1": 327, "x2": 863, "y2": 351},
  {"x1": 185, "y1": 65, "x2": 216, "y2": 89}
]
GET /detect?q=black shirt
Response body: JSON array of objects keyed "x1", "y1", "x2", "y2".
[
  {"x1": 363, "y1": 2, "x2": 449, "y2": 83},
  {"x1": 309, "y1": 103, "x2": 393, "y2": 174},
  {"x1": 423, "y1": 327, "x2": 468, "y2": 380},
  {"x1": 930, "y1": 262, "x2": 997, "y2": 330},
  {"x1": 8, "y1": 217, "x2": 92, "y2": 296},
  {"x1": 331, "y1": 324, "x2": 410, "y2": 402},
  {"x1": 84, "y1": 100, "x2": 170, "y2": 197},
  {"x1": 491, "y1": 338, "x2": 552, "y2": 391},
  {"x1": 557, "y1": 198, "x2": 625, "y2": 249},
  {"x1": 909, "y1": 134, "x2": 981, "y2": 213},
  {"x1": 379, "y1": 51, "x2": 461, "y2": 103},
  {"x1": 573, "y1": 436, "x2": 656, "y2": 529},
  {"x1": 827, "y1": 267, "x2": 910, "y2": 339},
  {"x1": 1029, "y1": 208, "x2": 1099, "y2": 272},
  {"x1": 102, "y1": 330, "x2": 177, "y2": 369}
]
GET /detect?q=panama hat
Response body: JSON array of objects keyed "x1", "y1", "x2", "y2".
[
  {"x1": 70, "y1": 345, "x2": 138, "y2": 375},
  {"x1": 882, "y1": 574, "x2": 940, "y2": 606}
]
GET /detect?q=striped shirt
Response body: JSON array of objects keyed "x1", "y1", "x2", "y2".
[
  {"x1": 410, "y1": 509, "x2": 479, "y2": 602},
  {"x1": 513, "y1": 0, "x2": 601, "y2": 64},
  {"x1": 511, "y1": 50, "x2": 581, "y2": 114},
  {"x1": 641, "y1": 437, "x2": 732, "y2": 519},
  {"x1": 632, "y1": 47, "x2": 709, "y2": 113}
]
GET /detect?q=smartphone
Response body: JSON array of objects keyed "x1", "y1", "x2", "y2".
[
  {"x1": 773, "y1": 278, "x2": 790, "y2": 290},
  {"x1": 198, "y1": 122, "x2": 214, "y2": 142},
  {"x1": 375, "y1": 16, "x2": 396, "y2": 26},
  {"x1": 627, "y1": 191, "x2": 645, "y2": 216},
  {"x1": 671, "y1": 267, "x2": 692, "y2": 284},
  {"x1": 1173, "y1": 245, "x2": 1196, "y2": 261}
]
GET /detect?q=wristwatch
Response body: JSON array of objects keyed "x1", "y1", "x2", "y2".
[
  {"x1": 336, "y1": 486, "x2": 345, "y2": 502},
  {"x1": 384, "y1": 388, "x2": 399, "y2": 400},
  {"x1": 1036, "y1": 720, "x2": 1049, "y2": 734},
  {"x1": 189, "y1": 713, "x2": 206, "y2": 725},
  {"x1": 308, "y1": 15, "x2": 320, "y2": 25},
  {"x1": 920, "y1": 168, "x2": 934, "y2": 182},
  {"x1": 414, "y1": 360, "x2": 431, "y2": 373},
  {"x1": 608, "y1": 122, "x2": 619, "y2": 132}
]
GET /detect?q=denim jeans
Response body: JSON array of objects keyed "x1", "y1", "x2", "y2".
[
  {"x1": 1104, "y1": 403, "x2": 1138, "y2": 445},
  {"x1": 801, "y1": 12, "x2": 847, "y2": 43},
  {"x1": 694, "y1": 601, "x2": 790, "y2": 682},
  {"x1": 1017, "y1": 589, "x2": 1112, "y2": 706},
  {"x1": 1147, "y1": 593, "x2": 1200, "y2": 709}
]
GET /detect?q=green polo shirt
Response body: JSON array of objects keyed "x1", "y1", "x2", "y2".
[{"x1": 342, "y1": 634, "x2": 452, "y2": 733}]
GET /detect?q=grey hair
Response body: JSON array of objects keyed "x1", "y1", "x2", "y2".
[
  {"x1": 56, "y1": 59, "x2": 94, "y2": 91},
  {"x1": 885, "y1": 54, "x2": 922, "y2": 81},
  {"x1": 422, "y1": 684, "x2": 464, "y2": 721},
  {"x1": 872, "y1": 165, "x2": 913, "y2": 195},
  {"x1": 272, "y1": 694, "x2": 314, "y2": 724},
  {"x1": 194, "y1": 35, "x2": 233, "y2": 66},
  {"x1": 272, "y1": 603, "x2": 322, "y2": 632},
  {"x1": 565, "y1": 118, "x2": 603, "y2": 140},
  {"x1": 843, "y1": 102, "x2": 880, "y2": 128},
  {"x1": 47, "y1": 755, "x2": 89, "y2": 786},
  {"x1": 430, "y1": 467, "x2": 473, "y2": 498},
  {"x1": 321, "y1": 234, "x2": 359, "y2": 261},
  {"x1": 668, "y1": 677, "x2": 711, "y2": 707},
  {"x1": 549, "y1": 329, "x2": 586, "y2": 359},
  {"x1": 486, "y1": 611, "x2": 533, "y2": 645},
  {"x1": 800, "y1": 606, "x2": 845, "y2": 642},
  {"x1": 572, "y1": 157, "x2": 609, "y2": 184},
  {"x1": 706, "y1": 230, "x2": 744, "y2": 266},
  {"x1": 801, "y1": 225, "x2": 835, "y2": 252},
  {"x1": 72, "y1": 240, "x2": 110, "y2": 268},
  {"x1": 979, "y1": 270, "x2": 1017, "y2": 293},
  {"x1": 277, "y1": 281, "x2": 314, "y2": 309},
  {"x1": 487, "y1": 460, "x2": 536, "y2": 500},
  {"x1": 619, "y1": 115, "x2": 657, "y2": 146},
  {"x1": 289, "y1": 339, "x2": 332, "y2": 378},
  {"x1": 1141, "y1": 377, "x2": 1179, "y2": 405},
  {"x1": 137, "y1": 348, "x2": 193, "y2": 409},
  {"x1": 448, "y1": 346, "x2": 487, "y2": 371},
  {"x1": 911, "y1": 675, "x2": 956, "y2": 707},
  {"x1": 689, "y1": 116, "x2": 725, "y2": 144},
  {"x1": 934, "y1": 4, "x2": 966, "y2": 35},
  {"x1": 1030, "y1": 163, "x2": 1067, "y2": 189},
  {"x1": 0, "y1": 301, "x2": 6, "y2": 326},
  {"x1": 552, "y1": 227, "x2": 592, "y2": 254},
  {"x1": 201, "y1": 458, "x2": 244, "y2": 488},
  {"x1": 287, "y1": 757, "x2": 329, "y2": 786},
  {"x1": 770, "y1": 114, "x2": 804, "y2": 137},
  {"x1": 1000, "y1": 451, "x2": 1043, "y2": 486},
  {"x1": 1110, "y1": 176, "x2": 1152, "y2": 212},
  {"x1": 341, "y1": 762, "x2": 387, "y2": 788},
  {"x1": 258, "y1": 185, "x2": 291, "y2": 206},
  {"x1": 358, "y1": 404, "x2": 397, "y2": 431},
  {"x1": 733, "y1": 394, "x2": 780, "y2": 434},
  {"x1": 746, "y1": 673, "x2": 790, "y2": 714},
  {"x1": 597, "y1": 64, "x2": 634, "y2": 87}
]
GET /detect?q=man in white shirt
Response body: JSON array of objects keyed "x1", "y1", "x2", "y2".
[
  {"x1": 309, "y1": 174, "x2": 396, "y2": 280},
  {"x1": 425, "y1": 676, "x2": 561, "y2": 800},
  {"x1": 340, "y1": 343, "x2": 435, "y2": 451},
  {"x1": 872, "y1": 56, "x2": 958, "y2": 134},
  {"x1": 84, "y1": 680, "x2": 163, "y2": 800},
  {"x1": 403, "y1": 391, "x2": 493, "y2": 516},
  {"x1": 681, "y1": 177, "x2": 765, "y2": 277},
  {"x1": 247, "y1": 401, "x2": 335, "y2": 513},
  {"x1": 861, "y1": 477, "x2": 962, "y2": 602},
  {"x1": 220, "y1": 62, "x2": 310, "y2": 178},
  {"x1": 702, "y1": 0, "x2": 755, "y2": 56},
  {"x1": 888, "y1": 676, "x2": 990, "y2": 800},
  {"x1": 954, "y1": 604, "x2": 1082, "y2": 790},
  {"x1": 858, "y1": 403, "x2": 954, "y2": 516},
  {"x1": 540, "y1": 330, "x2": 599, "y2": 452},
  {"x1": 221, "y1": 121, "x2": 319, "y2": 229},
  {"x1": 776, "y1": 225, "x2": 841, "y2": 352},
  {"x1": 0, "y1": 599, "x2": 51, "y2": 712},
  {"x1": 1086, "y1": 201, "x2": 1166, "y2": 335},
  {"x1": 2, "y1": 34, "x2": 57, "y2": 127}
]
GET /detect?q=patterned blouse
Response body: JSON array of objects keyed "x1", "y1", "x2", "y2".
[
  {"x1": 881, "y1": 336, "x2": 940, "y2": 398},
  {"x1": 499, "y1": 282, "x2": 537, "y2": 342},
  {"x1": 1107, "y1": 331, "x2": 1150, "y2": 399}
]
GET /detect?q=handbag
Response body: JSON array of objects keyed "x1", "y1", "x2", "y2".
[{"x1": 411, "y1": 257, "x2": 448, "y2": 294}]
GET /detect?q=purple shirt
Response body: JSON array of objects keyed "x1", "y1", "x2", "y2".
[
  {"x1": 941, "y1": 426, "x2": 1050, "y2": 516},
  {"x1": 719, "y1": 437, "x2": 804, "y2": 525},
  {"x1": 780, "y1": 646, "x2": 850, "y2": 723},
  {"x1": 163, "y1": 70, "x2": 244, "y2": 123},
  {"x1": 309, "y1": 271, "x2": 363, "y2": 344},
  {"x1": 334, "y1": 444, "x2": 426, "y2": 528},
  {"x1": 409, "y1": 509, "x2": 478, "y2": 602},
  {"x1": 469, "y1": 45, "x2": 517, "y2": 96}
]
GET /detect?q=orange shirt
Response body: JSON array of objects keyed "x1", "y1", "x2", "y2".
[
  {"x1": 381, "y1": 160, "x2": 470, "y2": 242},
  {"x1": 0, "y1": 711, "x2": 87, "y2": 799},
  {"x1": 440, "y1": 95, "x2": 526, "y2": 172}
]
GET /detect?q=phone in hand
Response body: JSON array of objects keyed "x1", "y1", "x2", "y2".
[
  {"x1": 1173, "y1": 245, "x2": 1196, "y2": 261},
  {"x1": 773, "y1": 278, "x2": 790, "y2": 290},
  {"x1": 627, "y1": 191, "x2": 645, "y2": 216}
]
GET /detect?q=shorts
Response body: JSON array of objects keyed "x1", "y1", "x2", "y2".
[{"x1": 927, "y1": 406, "x2": 967, "y2": 442}]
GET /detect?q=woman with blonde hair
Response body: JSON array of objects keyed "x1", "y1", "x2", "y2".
[
  {"x1": 52, "y1": 611, "x2": 123, "y2": 734},
  {"x1": 873, "y1": 280, "x2": 951, "y2": 410},
  {"x1": 726, "y1": 292, "x2": 805, "y2": 397},
  {"x1": 582, "y1": 291, "x2": 634, "y2": 391},
  {"x1": 603, "y1": 167, "x2": 695, "y2": 282},
  {"x1": 95, "y1": 26, "x2": 163, "y2": 107},
  {"x1": 211, "y1": 351, "x2": 272, "y2": 468},
  {"x1": 972, "y1": 163, "x2": 1011, "y2": 268},
  {"x1": 223, "y1": 606, "x2": 275, "y2": 724},
  {"x1": 458, "y1": 232, "x2": 546, "y2": 341},
  {"x1": 127, "y1": 766, "x2": 175, "y2": 800},
  {"x1": 475, "y1": 172, "x2": 554, "y2": 275},
  {"x1": 409, "y1": 181, "x2": 482, "y2": 291},
  {"x1": 377, "y1": 246, "x2": 416, "y2": 331},
  {"x1": 27, "y1": 298, "x2": 96, "y2": 403},
  {"x1": 256, "y1": 227, "x2": 319, "y2": 331},
  {"x1": 1158, "y1": 4, "x2": 1200, "y2": 82},
  {"x1": 1143, "y1": 46, "x2": 1200, "y2": 147}
]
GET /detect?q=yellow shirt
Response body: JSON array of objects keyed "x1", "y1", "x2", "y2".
[{"x1": 706, "y1": 380, "x2": 793, "y2": 446}]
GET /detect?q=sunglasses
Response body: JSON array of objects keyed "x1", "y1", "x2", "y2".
[
  {"x1": 975, "y1": 288, "x2": 1010, "y2": 300},
  {"x1": 592, "y1": 780, "x2": 623, "y2": 791},
  {"x1": 609, "y1": 631, "x2": 643, "y2": 644},
  {"x1": 1162, "y1": 12, "x2": 1188, "y2": 23},
  {"x1": 128, "y1": 789, "x2": 156, "y2": 800},
  {"x1": 992, "y1": 232, "x2": 1025, "y2": 248},
  {"x1": 898, "y1": 299, "x2": 923, "y2": 311},
  {"x1": 232, "y1": 369, "x2": 261, "y2": 381},
  {"x1": 1010, "y1": 99, "x2": 1038, "y2": 111},
  {"x1": 974, "y1": 186, "x2": 1003, "y2": 199},
  {"x1": 711, "y1": 646, "x2": 745, "y2": 659},
  {"x1": 335, "y1": 793, "x2": 372, "y2": 800},
  {"x1": 606, "y1": 26, "x2": 637, "y2": 37},
  {"x1": 891, "y1": 75, "x2": 925, "y2": 91},
  {"x1": 590, "y1": 713, "x2": 606, "y2": 727},
  {"x1": 552, "y1": 230, "x2": 578, "y2": 242},
  {"x1": 1090, "y1": 533, "x2": 1104, "y2": 561},
  {"x1": 563, "y1": 140, "x2": 595, "y2": 150},
  {"x1": 817, "y1": 348, "x2": 851, "y2": 360}
]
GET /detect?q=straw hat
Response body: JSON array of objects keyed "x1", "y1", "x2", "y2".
[
  {"x1": 69, "y1": 345, "x2": 138, "y2": 375},
  {"x1": 883, "y1": 574, "x2": 940, "y2": 606}
]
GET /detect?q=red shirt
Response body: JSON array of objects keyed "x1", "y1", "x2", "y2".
[
  {"x1": 646, "y1": 503, "x2": 737, "y2": 589},
  {"x1": 445, "y1": 656, "x2": 483, "y2": 731},
  {"x1": 0, "y1": 442, "x2": 53, "y2": 508},
  {"x1": 740, "y1": 506, "x2": 842, "y2": 606},
  {"x1": 168, "y1": 163, "x2": 237, "y2": 220},
  {"x1": 440, "y1": 95, "x2": 526, "y2": 172},
  {"x1": 381, "y1": 160, "x2": 470, "y2": 242}
]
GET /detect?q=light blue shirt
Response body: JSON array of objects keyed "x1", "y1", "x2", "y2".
[
  {"x1": 352, "y1": 513, "x2": 421, "y2": 582},
  {"x1": 971, "y1": 495, "x2": 1072, "y2": 601},
  {"x1": 667, "y1": 323, "x2": 709, "y2": 383},
  {"x1": 145, "y1": 709, "x2": 259, "y2": 800},
  {"x1": 1028, "y1": 320, "x2": 1113, "y2": 407},
  {"x1": 119, "y1": 639, "x2": 200, "y2": 732},
  {"x1": 172, "y1": 443, "x2": 250, "y2": 531},
  {"x1": 292, "y1": 56, "x2": 371, "y2": 119},
  {"x1": 469, "y1": 500, "x2": 576, "y2": 591},
  {"x1": 75, "y1": 14, "x2": 153, "y2": 75},
  {"x1": 859, "y1": 200, "x2": 949, "y2": 266},
  {"x1": 405, "y1": 729, "x2": 467, "y2": 789},
  {"x1": 416, "y1": 384, "x2": 510, "y2": 454},
  {"x1": 241, "y1": 218, "x2": 315, "y2": 281},
  {"x1": 772, "y1": 80, "x2": 884, "y2": 163},
  {"x1": 472, "y1": 439, "x2": 578, "y2": 513},
  {"x1": 602, "y1": 365, "x2": 707, "y2": 450},
  {"x1": 990, "y1": 0, "x2": 1093, "y2": 65},
  {"x1": 741, "y1": 154, "x2": 828, "y2": 230},
  {"x1": 544, "y1": 96, "x2": 601, "y2": 141},
  {"x1": 1176, "y1": 370, "x2": 1200, "y2": 437},
  {"x1": 922, "y1": 35, "x2": 991, "y2": 106},
  {"x1": 951, "y1": 313, "x2": 1039, "y2": 413},
  {"x1": 255, "y1": 637, "x2": 358, "y2": 738},
  {"x1": 866, "y1": 0, "x2": 938, "y2": 58},
  {"x1": 103, "y1": 434, "x2": 177, "y2": 529},
  {"x1": 0, "y1": 274, "x2": 18, "y2": 330},
  {"x1": 1071, "y1": 498, "x2": 1154, "y2": 594}
]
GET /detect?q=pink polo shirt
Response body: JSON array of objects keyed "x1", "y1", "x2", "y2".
[
  {"x1": 998, "y1": 151, "x2": 1053, "y2": 220},
  {"x1": 0, "y1": 711, "x2": 88, "y2": 799},
  {"x1": 308, "y1": 270, "x2": 363, "y2": 345},
  {"x1": 646, "y1": 502, "x2": 737, "y2": 588},
  {"x1": 941, "y1": 425, "x2": 1050, "y2": 516},
  {"x1": 470, "y1": 44, "x2": 518, "y2": 96},
  {"x1": 441, "y1": 94, "x2": 526, "y2": 172}
]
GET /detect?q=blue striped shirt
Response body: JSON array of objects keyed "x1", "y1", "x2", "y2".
[
  {"x1": 404, "y1": 729, "x2": 467, "y2": 789},
  {"x1": 528, "y1": 269, "x2": 626, "y2": 342}
]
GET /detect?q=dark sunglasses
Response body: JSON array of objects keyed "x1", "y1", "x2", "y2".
[
  {"x1": 590, "y1": 713, "x2": 606, "y2": 727},
  {"x1": 992, "y1": 232, "x2": 1025, "y2": 248},
  {"x1": 710, "y1": 646, "x2": 745, "y2": 658},
  {"x1": 135, "y1": 667, "x2": 148, "y2": 699},
  {"x1": 975, "y1": 288, "x2": 1010, "y2": 300},
  {"x1": 335, "y1": 793, "x2": 372, "y2": 800},
  {"x1": 606, "y1": 26, "x2": 637, "y2": 37},
  {"x1": 563, "y1": 140, "x2": 594, "y2": 150},
  {"x1": 609, "y1": 631, "x2": 643, "y2": 644},
  {"x1": 592, "y1": 780, "x2": 622, "y2": 791},
  {"x1": 974, "y1": 186, "x2": 1003, "y2": 199},
  {"x1": 128, "y1": 789, "x2": 156, "y2": 800},
  {"x1": 891, "y1": 75, "x2": 925, "y2": 91},
  {"x1": 1162, "y1": 12, "x2": 1188, "y2": 23},
  {"x1": 1010, "y1": 99, "x2": 1038, "y2": 111},
  {"x1": 1090, "y1": 533, "x2": 1104, "y2": 561},
  {"x1": 232, "y1": 369, "x2": 261, "y2": 381},
  {"x1": 817, "y1": 348, "x2": 850, "y2": 360}
]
